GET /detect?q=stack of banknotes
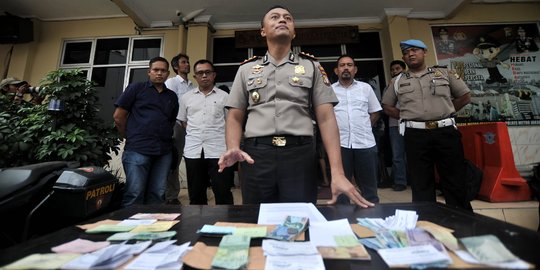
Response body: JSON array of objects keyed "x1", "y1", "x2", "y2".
[
  {"x1": 267, "y1": 216, "x2": 309, "y2": 241},
  {"x1": 211, "y1": 235, "x2": 251, "y2": 269}
]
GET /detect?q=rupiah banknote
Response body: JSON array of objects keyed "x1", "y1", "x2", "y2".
[
  {"x1": 460, "y1": 234, "x2": 518, "y2": 264},
  {"x1": 267, "y1": 216, "x2": 308, "y2": 241},
  {"x1": 211, "y1": 235, "x2": 251, "y2": 269}
]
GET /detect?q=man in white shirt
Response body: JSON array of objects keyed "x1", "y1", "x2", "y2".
[
  {"x1": 164, "y1": 53, "x2": 194, "y2": 205},
  {"x1": 332, "y1": 55, "x2": 382, "y2": 203},
  {"x1": 178, "y1": 59, "x2": 233, "y2": 205}
]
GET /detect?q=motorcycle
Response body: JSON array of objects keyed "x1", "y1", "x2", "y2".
[{"x1": 0, "y1": 161, "x2": 122, "y2": 248}]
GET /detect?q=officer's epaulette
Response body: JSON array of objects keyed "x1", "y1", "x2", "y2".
[
  {"x1": 240, "y1": 56, "x2": 260, "y2": 65},
  {"x1": 428, "y1": 65, "x2": 448, "y2": 74},
  {"x1": 299, "y1": 51, "x2": 318, "y2": 61}
]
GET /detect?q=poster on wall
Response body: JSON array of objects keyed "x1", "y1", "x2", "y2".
[{"x1": 431, "y1": 23, "x2": 540, "y2": 126}]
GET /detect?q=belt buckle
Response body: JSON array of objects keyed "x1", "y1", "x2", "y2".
[
  {"x1": 272, "y1": 136, "x2": 286, "y2": 146},
  {"x1": 426, "y1": 121, "x2": 438, "y2": 129}
]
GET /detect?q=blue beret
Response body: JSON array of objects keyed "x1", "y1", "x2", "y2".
[{"x1": 400, "y1": 39, "x2": 427, "y2": 52}]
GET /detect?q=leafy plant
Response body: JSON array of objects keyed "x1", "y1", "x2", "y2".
[{"x1": 0, "y1": 69, "x2": 120, "y2": 168}]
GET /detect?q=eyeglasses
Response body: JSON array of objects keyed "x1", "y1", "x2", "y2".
[{"x1": 194, "y1": 70, "x2": 214, "y2": 77}]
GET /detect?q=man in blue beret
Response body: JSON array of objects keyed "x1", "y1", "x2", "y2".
[
  {"x1": 382, "y1": 39, "x2": 473, "y2": 211},
  {"x1": 399, "y1": 39, "x2": 428, "y2": 51}
]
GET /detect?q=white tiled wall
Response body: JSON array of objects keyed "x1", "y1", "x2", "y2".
[{"x1": 508, "y1": 126, "x2": 540, "y2": 176}]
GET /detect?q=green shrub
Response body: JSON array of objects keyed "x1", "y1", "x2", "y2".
[{"x1": 0, "y1": 69, "x2": 120, "y2": 168}]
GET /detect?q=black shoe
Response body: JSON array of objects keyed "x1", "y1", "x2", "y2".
[
  {"x1": 378, "y1": 181, "x2": 393, "y2": 188},
  {"x1": 166, "y1": 199, "x2": 181, "y2": 205},
  {"x1": 392, "y1": 184, "x2": 406, "y2": 191}
]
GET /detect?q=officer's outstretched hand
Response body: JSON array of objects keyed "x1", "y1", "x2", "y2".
[
  {"x1": 327, "y1": 174, "x2": 375, "y2": 208},
  {"x1": 218, "y1": 148, "x2": 254, "y2": 172}
]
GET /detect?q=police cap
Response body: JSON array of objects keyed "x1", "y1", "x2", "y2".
[
  {"x1": 476, "y1": 36, "x2": 499, "y2": 50},
  {"x1": 400, "y1": 39, "x2": 428, "y2": 52}
]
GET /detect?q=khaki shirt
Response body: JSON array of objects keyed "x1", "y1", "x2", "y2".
[
  {"x1": 381, "y1": 66, "x2": 469, "y2": 121},
  {"x1": 226, "y1": 51, "x2": 338, "y2": 138}
]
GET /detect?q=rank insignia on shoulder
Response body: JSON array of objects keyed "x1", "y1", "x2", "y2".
[
  {"x1": 241, "y1": 56, "x2": 260, "y2": 65},
  {"x1": 432, "y1": 65, "x2": 448, "y2": 69},
  {"x1": 318, "y1": 65, "x2": 330, "y2": 86},
  {"x1": 434, "y1": 70, "x2": 443, "y2": 77},
  {"x1": 299, "y1": 51, "x2": 317, "y2": 61}
]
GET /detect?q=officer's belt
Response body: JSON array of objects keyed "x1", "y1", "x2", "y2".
[
  {"x1": 405, "y1": 118, "x2": 455, "y2": 129},
  {"x1": 244, "y1": 135, "x2": 313, "y2": 147}
]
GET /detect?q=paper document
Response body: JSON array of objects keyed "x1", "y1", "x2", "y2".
[
  {"x1": 118, "y1": 219, "x2": 157, "y2": 226},
  {"x1": 262, "y1": 240, "x2": 318, "y2": 256},
  {"x1": 419, "y1": 222, "x2": 459, "y2": 251},
  {"x1": 124, "y1": 241, "x2": 190, "y2": 270},
  {"x1": 1, "y1": 253, "x2": 80, "y2": 270},
  {"x1": 61, "y1": 243, "x2": 139, "y2": 270},
  {"x1": 377, "y1": 244, "x2": 452, "y2": 267},
  {"x1": 262, "y1": 239, "x2": 324, "y2": 269},
  {"x1": 129, "y1": 213, "x2": 180, "y2": 221},
  {"x1": 51, "y1": 238, "x2": 110, "y2": 254},
  {"x1": 130, "y1": 221, "x2": 177, "y2": 233},
  {"x1": 85, "y1": 224, "x2": 136, "y2": 233},
  {"x1": 309, "y1": 219, "x2": 355, "y2": 247},
  {"x1": 310, "y1": 219, "x2": 370, "y2": 260},
  {"x1": 257, "y1": 203, "x2": 326, "y2": 225},
  {"x1": 383, "y1": 209, "x2": 418, "y2": 230},
  {"x1": 77, "y1": 219, "x2": 120, "y2": 231},
  {"x1": 265, "y1": 255, "x2": 325, "y2": 270},
  {"x1": 198, "y1": 224, "x2": 235, "y2": 236}
]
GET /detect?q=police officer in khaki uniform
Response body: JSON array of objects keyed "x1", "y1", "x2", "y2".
[
  {"x1": 218, "y1": 5, "x2": 373, "y2": 207},
  {"x1": 382, "y1": 39, "x2": 472, "y2": 211}
]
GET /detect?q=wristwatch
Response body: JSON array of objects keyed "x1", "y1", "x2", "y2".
[{"x1": 15, "y1": 92, "x2": 24, "y2": 97}]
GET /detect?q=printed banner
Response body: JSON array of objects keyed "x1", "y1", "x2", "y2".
[{"x1": 431, "y1": 23, "x2": 540, "y2": 126}]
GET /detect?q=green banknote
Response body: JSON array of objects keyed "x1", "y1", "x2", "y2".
[
  {"x1": 460, "y1": 234, "x2": 518, "y2": 264},
  {"x1": 211, "y1": 235, "x2": 251, "y2": 269},
  {"x1": 267, "y1": 216, "x2": 309, "y2": 241},
  {"x1": 106, "y1": 231, "x2": 176, "y2": 241}
]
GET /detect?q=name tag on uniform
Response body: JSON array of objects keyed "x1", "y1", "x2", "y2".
[{"x1": 399, "y1": 83, "x2": 411, "y2": 87}]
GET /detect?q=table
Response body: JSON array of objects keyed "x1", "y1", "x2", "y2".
[{"x1": 0, "y1": 202, "x2": 538, "y2": 269}]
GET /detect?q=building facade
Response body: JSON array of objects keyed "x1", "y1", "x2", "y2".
[{"x1": 1, "y1": 2, "x2": 539, "y2": 174}]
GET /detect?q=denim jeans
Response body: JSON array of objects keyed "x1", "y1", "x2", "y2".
[
  {"x1": 389, "y1": 126, "x2": 407, "y2": 186},
  {"x1": 122, "y1": 150, "x2": 172, "y2": 207}
]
